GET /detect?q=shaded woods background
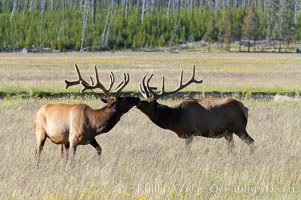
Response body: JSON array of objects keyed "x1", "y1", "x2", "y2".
[{"x1": 1, "y1": 0, "x2": 301, "y2": 52}]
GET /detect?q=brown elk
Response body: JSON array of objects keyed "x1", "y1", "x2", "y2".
[
  {"x1": 34, "y1": 64, "x2": 140, "y2": 164},
  {"x1": 137, "y1": 66, "x2": 254, "y2": 153}
]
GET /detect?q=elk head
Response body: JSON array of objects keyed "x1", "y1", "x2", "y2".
[{"x1": 65, "y1": 64, "x2": 140, "y2": 112}]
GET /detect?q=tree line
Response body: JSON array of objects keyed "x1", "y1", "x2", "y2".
[{"x1": 0, "y1": 0, "x2": 301, "y2": 52}]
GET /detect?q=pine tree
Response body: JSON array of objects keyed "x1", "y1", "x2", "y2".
[
  {"x1": 296, "y1": 13, "x2": 301, "y2": 40},
  {"x1": 242, "y1": 5, "x2": 260, "y2": 52},
  {"x1": 224, "y1": 7, "x2": 234, "y2": 51},
  {"x1": 205, "y1": 12, "x2": 218, "y2": 52}
]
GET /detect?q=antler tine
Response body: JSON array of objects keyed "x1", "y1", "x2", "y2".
[
  {"x1": 89, "y1": 76, "x2": 94, "y2": 85},
  {"x1": 139, "y1": 83, "x2": 147, "y2": 98},
  {"x1": 108, "y1": 72, "x2": 115, "y2": 91},
  {"x1": 161, "y1": 76, "x2": 165, "y2": 95},
  {"x1": 187, "y1": 65, "x2": 203, "y2": 84},
  {"x1": 93, "y1": 65, "x2": 105, "y2": 90},
  {"x1": 93, "y1": 66, "x2": 111, "y2": 95},
  {"x1": 65, "y1": 64, "x2": 89, "y2": 89},
  {"x1": 143, "y1": 74, "x2": 166, "y2": 100},
  {"x1": 139, "y1": 83, "x2": 149, "y2": 99},
  {"x1": 178, "y1": 70, "x2": 183, "y2": 87},
  {"x1": 172, "y1": 65, "x2": 203, "y2": 92},
  {"x1": 79, "y1": 66, "x2": 110, "y2": 96},
  {"x1": 140, "y1": 74, "x2": 158, "y2": 99},
  {"x1": 145, "y1": 74, "x2": 157, "y2": 95},
  {"x1": 145, "y1": 74, "x2": 153, "y2": 91},
  {"x1": 113, "y1": 73, "x2": 130, "y2": 96},
  {"x1": 192, "y1": 65, "x2": 196, "y2": 80},
  {"x1": 114, "y1": 73, "x2": 127, "y2": 91},
  {"x1": 139, "y1": 75, "x2": 150, "y2": 99}
]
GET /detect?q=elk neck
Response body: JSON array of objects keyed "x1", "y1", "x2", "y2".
[
  {"x1": 86, "y1": 105, "x2": 126, "y2": 134},
  {"x1": 141, "y1": 102, "x2": 180, "y2": 130}
]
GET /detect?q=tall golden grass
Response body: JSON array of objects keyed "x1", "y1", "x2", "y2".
[{"x1": 0, "y1": 98, "x2": 300, "y2": 199}]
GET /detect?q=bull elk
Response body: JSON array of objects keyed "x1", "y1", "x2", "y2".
[
  {"x1": 137, "y1": 66, "x2": 254, "y2": 153},
  {"x1": 34, "y1": 64, "x2": 140, "y2": 164}
]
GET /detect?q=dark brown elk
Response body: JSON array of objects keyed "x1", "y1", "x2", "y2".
[
  {"x1": 137, "y1": 66, "x2": 254, "y2": 153},
  {"x1": 34, "y1": 64, "x2": 140, "y2": 164}
]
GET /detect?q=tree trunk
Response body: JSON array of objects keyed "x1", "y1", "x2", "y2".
[
  {"x1": 208, "y1": 42, "x2": 211, "y2": 52},
  {"x1": 80, "y1": 0, "x2": 85, "y2": 11},
  {"x1": 49, "y1": 0, "x2": 53, "y2": 11},
  {"x1": 150, "y1": 0, "x2": 155, "y2": 14},
  {"x1": 92, "y1": 0, "x2": 96, "y2": 27},
  {"x1": 125, "y1": 0, "x2": 128, "y2": 17},
  {"x1": 29, "y1": 0, "x2": 36, "y2": 11},
  {"x1": 10, "y1": 0, "x2": 19, "y2": 21},
  {"x1": 141, "y1": 0, "x2": 146, "y2": 24},
  {"x1": 166, "y1": 0, "x2": 171, "y2": 18},
  {"x1": 278, "y1": 40, "x2": 282, "y2": 52},
  {"x1": 71, "y1": 0, "x2": 78, "y2": 11},
  {"x1": 22, "y1": 0, "x2": 27, "y2": 15},
  {"x1": 102, "y1": 0, "x2": 114, "y2": 47},
  {"x1": 39, "y1": 0, "x2": 46, "y2": 52},
  {"x1": 80, "y1": 0, "x2": 89, "y2": 52},
  {"x1": 121, "y1": 0, "x2": 125, "y2": 18},
  {"x1": 266, "y1": 0, "x2": 272, "y2": 41},
  {"x1": 247, "y1": 40, "x2": 250, "y2": 52},
  {"x1": 59, "y1": 0, "x2": 65, "y2": 40},
  {"x1": 227, "y1": 41, "x2": 231, "y2": 52}
]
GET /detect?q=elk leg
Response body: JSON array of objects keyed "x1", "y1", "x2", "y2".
[
  {"x1": 90, "y1": 138, "x2": 102, "y2": 156},
  {"x1": 69, "y1": 138, "x2": 79, "y2": 164},
  {"x1": 61, "y1": 144, "x2": 69, "y2": 160},
  {"x1": 70, "y1": 144, "x2": 77, "y2": 159},
  {"x1": 69, "y1": 145, "x2": 78, "y2": 165},
  {"x1": 236, "y1": 131, "x2": 254, "y2": 154},
  {"x1": 61, "y1": 144, "x2": 64, "y2": 158},
  {"x1": 225, "y1": 133, "x2": 234, "y2": 154},
  {"x1": 35, "y1": 130, "x2": 47, "y2": 166},
  {"x1": 185, "y1": 136, "x2": 193, "y2": 152}
]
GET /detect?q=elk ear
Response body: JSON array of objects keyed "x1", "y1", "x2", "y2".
[{"x1": 101, "y1": 98, "x2": 108, "y2": 103}]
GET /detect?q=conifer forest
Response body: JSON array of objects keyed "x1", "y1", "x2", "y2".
[{"x1": 1, "y1": 0, "x2": 301, "y2": 52}]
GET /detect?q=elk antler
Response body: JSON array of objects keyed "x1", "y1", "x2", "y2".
[
  {"x1": 65, "y1": 64, "x2": 129, "y2": 97},
  {"x1": 139, "y1": 74, "x2": 158, "y2": 99},
  {"x1": 140, "y1": 65, "x2": 203, "y2": 100},
  {"x1": 113, "y1": 72, "x2": 130, "y2": 96},
  {"x1": 65, "y1": 64, "x2": 90, "y2": 89}
]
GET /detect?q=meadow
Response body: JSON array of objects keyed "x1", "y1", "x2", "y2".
[
  {"x1": 0, "y1": 52, "x2": 301, "y2": 94},
  {"x1": 0, "y1": 52, "x2": 301, "y2": 200}
]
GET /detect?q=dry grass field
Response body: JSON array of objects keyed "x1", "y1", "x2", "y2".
[
  {"x1": 0, "y1": 52, "x2": 301, "y2": 93},
  {"x1": 0, "y1": 98, "x2": 300, "y2": 200},
  {"x1": 0, "y1": 52, "x2": 301, "y2": 199}
]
